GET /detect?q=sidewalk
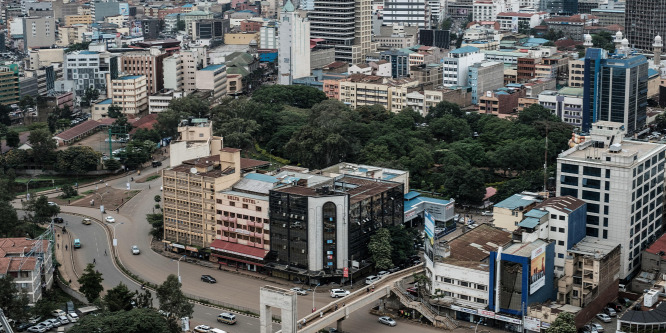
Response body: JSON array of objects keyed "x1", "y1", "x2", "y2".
[{"x1": 54, "y1": 225, "x2": 81, "y2": 290}]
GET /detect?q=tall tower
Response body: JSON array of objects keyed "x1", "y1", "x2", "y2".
[
  {"x1": 626, "y1": 0, "x2": 666, "y2": 52},
  {"x1": 278, "y1": 0, "x2": 311, "y2": 85},
  {"x1": 613, "y1": 30, "x2": 622, "y2": 52},
  {"x1": 654, "y1": 35, "x2": 663, "y2": 68},
  {"x1": 583, "y1": 33, "x2": 593, "y2": 50}
]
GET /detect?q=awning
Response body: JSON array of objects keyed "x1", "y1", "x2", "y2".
[
  {"x1": 212, "y1": 253, "x2": 264, "y2": 267},
  {"x1": 209, "y1": 239, "x2": 268, "y2": 261}
]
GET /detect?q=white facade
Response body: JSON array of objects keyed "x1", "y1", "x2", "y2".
[
  {"x1": 278, "y1": 1, "x2": 311, "y2": 85},
  {"x1": 442, "y1": 46, "x2": 485, "y2": 86},
  {"x1": 538, "y1": 90, "x2": 584, "y2": 128},
  {"x1": 557, "y1": 124, "x2": 666, "y2": 280},
  {"x1": 473, "y1": 0, "x2": 519, "y2": 21},
  {"x1": 64, "y1": 50, "x2": 113, "y2": 95},
  {"x1": 163, "y1": 54, "x2": 184, "y2": 91},
  {"x1": 383, "y1": 0, "x2": 431, "y2": 28},
  {"x1": 426, "y1": 262, "x2": 490, "y2": 309},
  {"x1": 496, "y1": 12, "x2": 547, "y2": 31},
  {"x1": 306, "y1": 195, "x2": 349, "y2": 271},
  {"x1": 181, "y1": 47, "x2": 208, "y2": 92},
  {"x1": 260, "y1": 23, "x2": 277, "y2": 49}
]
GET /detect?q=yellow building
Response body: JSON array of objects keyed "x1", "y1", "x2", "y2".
[
  {"x1": 64, "y1": 15, "x2": 92, "y2": 26},
  {"x1": 568, "y1": 59, "x2": 584, "y2": 88},
  {"x1": 0, "y1": 66, "x2": 20, "y2": 106},
  {"x1": 492, "y1": 193, "x2": 539, "y2": 231},
  {"x1": 57, "y1": 25, "x2": 87, "y2": 46},
  {"x1": 107, "y1": 75, "x2": 148, "y2": 115},
  {"x1": 224, "y1": 32, "x2": 260, "y2": 45},
  {"x1": 338, "y1": 75, "x2": 419, "y2": 112}
]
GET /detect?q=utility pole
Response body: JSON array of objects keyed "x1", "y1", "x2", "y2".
[{"x1": 543, "y1": 123, "x2": 549, "y2": 198}]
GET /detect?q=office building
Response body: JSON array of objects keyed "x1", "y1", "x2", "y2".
[
  {"x1": 93, "y1": 0, "x2": 120, "y2": 21},
  {"x1": 309, "y1": 0, "x2": 374, "y2": 63},
  {"x1": 64, "y1": 50, "x2": 118, "y2": 95},
  {"x1": 22, "y1": 16, "x2": 55, "y2": 51},
  {"x1": 383, "y1": 0, "x2": 431, "y2": 29},
  {"x1": 120, "y1": 48, "x2": 167, "y2": 94},
  {"x1": 163, "y1": 54, "x2": 184, "y2": 91},
  {"x1": 625, "y1": 0, "x2": 666, "y2": 52},
  {"x1": 0, "y1": 237, "x2": 54, "y2": 305},
  {"x1": 140, "y1": 19, "x2": 161, "y2": 40},
  {"x1": 64, "y1": 14, "x2": 92, "y2": 26},
  {"x1": 540, "y1": 0, "x2": 578, "y2": 15},
  {"x1": 538, "y1": 87, "x2": 585, "y2": 129},
  {"x1": 107, "y1": 75, "x2": 148, "y2": 115},
  {"x1": 260, "y1": 22, "x2": 277, "y2": 49},
  {"x1": 591, "y1": 0, "x2": 625, "y2": 27},
  {"x1": 181, "y1": 47, "x2": 208, "y2": 92},
  {"x1": 195, "y1": 64, "x2": 227, "y2": 102},
  {"x1": 338, "y1": 75, "x2": 419, "y2": 112},
  {"x1": 468, "y1": 61, "x2": 504, "y2": 104},
  {"x1": 583, "y1": 47, "x2": 648, "y2": 134},
  {"x1": 557, "y1": 121, "x2": 666, "y2": 280},
  {"x1": 380, "y1": 50, "x2": 410, "y2": 78},
  {"x1": 193, "y1": 19, "x2": 230, "y2": 40},
  {"x1": 268, "y1": 174, "x2": 404, "y2": 282},
  {"x1": 0, "y1": 66, "x2": 20, "y2": 106},
  {"x1": 442, "y1": 46, "x2": 484, "y2": 86},
  {"x1": 278, "y1": 0, "x2": 311, "y2": 85}
]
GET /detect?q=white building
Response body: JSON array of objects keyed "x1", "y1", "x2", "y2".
[
  {"x1": 260, "y1": 22, "x2": 277, "y2": 49},
  {"x1": 425, "y1": 224, "x2": 513, "y2": 309},
  {"x1": 278, "y1": 0, "x2": 311, "y2": 85},
  {"x1": 538, "y1": 88, "x2": 584, "y2": 129},
  {"x1": 0, "y1": 237, "x2": 54, "y2": 305},
  {"x1": 383, "y1": 0, "x2": 431, "y2": 29},
  {"x1": 442, "y1": 46, "x2": 484, "y2": 86},
  {"x1": 556, "y1": 122, "x2": 666, "y2": 280},
  {"x1": 473, "y1": 0, "x2": 518, "y2": 21},
  {"x1": 180, "y1": 47, "x2": 208, "y2": 92},
  {"x1": 64, "y1": 50, "x2": 117, "y2": 95},
  {"x1": 163, "y1": 54, "x2": 184, "y2": 91},
  {"x1": 195, "y1": 64, "x2": 227, "y2": 102},
  {"x1": 496, "y1": 12, "x2": 548, "y2": 31}
]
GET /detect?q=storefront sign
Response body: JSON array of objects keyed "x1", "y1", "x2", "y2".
[
  {"x1": 524, "y1": 317, "x2": 541, "y2": 331},
  {"x1": 478, "y1": 310, "x2": 496, "y2": 318},
  {"x1": 450, "y1": 305, "x2": 478, "y2": 315},
  {"x1": 235, "y1": 228, "x2": 251, "y2": 235},
  {"x1": 172, "y1": 243, "x2": 185, "y2": 249},
  {"x1": 185, "y1": 246, "x2": 198, "y2": 252},
  {"x1": 495, "y1": 314, "x2": 522, "y2": 325},
  {"x1": 541, "y1": 322, "x2": 550, "y2": 329}
]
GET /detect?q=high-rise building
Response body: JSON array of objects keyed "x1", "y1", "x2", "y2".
[
  {"x1": 22, "y1": 16, "x2": 55, "y2": 51},
  {"x1": 468, "y1": 61, "x2": 504, "y2": 104},
  {"x1": 625, "y1": 0, "x2": 666, "y2": 52},
  {"x1": 120, "y1": 48, "x2": 167, "y2": 94},
  {"x1": 193, "y1": 19, "x2": 230, "y2": 40},
  {"x1": 195, "y1": 64, "x2": 227, "y2": 102},
  {"x1": 260, "y1": 21, "x2": 277, "y2": 49},
  {"x1": 556, "y1": 122, "x2": 666, "y2": 280},
  {"x1": 442, "y1": 46, "x2": 484, "y2": 86},
  {"x1": 383, "y1": 0, "x2": 431, "y2": 29},
  {"x1": 64, "y1": 50, "x2": 118, "y2": 95},
  {"x1": 163, "y1": 54, "x2": 184, "y2": 91},
  {"x1": 582, "y1": 47, "x2": 648, "y2": 134},
  {"x1": 380, "y1": 50, "x2": 410, "y2": 78},
  {"x1": 0, "y1": 66, "x2": 20, "y2": 105},
  {"x1": 278, "y1": 0, "x2": 311, "y2": 85},
  {"x1": 539, "y1": 0, "x2": 578, "y2": 15},
  {"x1": 107, "y1": 75, "x2": 148, "y2": 115},
  {"x1": 180, "y1": 47, "x2": 207, "y2": 92},
  {"x1": 309, "y1": 0, "x2": 375, "y2": 63}
]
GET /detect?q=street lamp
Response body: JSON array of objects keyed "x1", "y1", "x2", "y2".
[
  {"x1": 94, "y1": 191, "x2": 110, "y2": 221},
  {"x1": 312, "y1": 283, "x2": 320, "y2": 312},
  {"x1": 269, "y1": 149, "x2": 274, "y2": 168},
  {"x1": 176, "y1": 255, "x2": 186, "y2": 283},
  {"x1": 26, "y1": 178, "x2": 35, "y2": 200},
  {"x1": 475, "y1": 319, "x2": 483, "y2": 333},
  {"x1": 110, "y1": 222, "x2": 124, "y2": 247}
]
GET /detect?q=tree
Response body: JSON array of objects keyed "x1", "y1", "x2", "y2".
[
  {"x1": 368, "y1": 228, "x2": 393, "y2": 270},
  {"x1": 134, "y1": 289, "x2": 154, "y2": 309},
  {"x1": 103, "y1": 283, "x2": 135, "y2": 312},
  {"x1": 61, "y1": 184, "x2": 78, "y2": 198},
  {"x1": 6, "y1": 129, "x2": 20, "y2": 148},
  {"x1": 592, "y1": 31, "x2": 615, "y2": 53},
  {"x1": 426, "y1": 101, "x2": 464, "y2": 119},
  {"x1": 441, "y1": 17, "x2": 453, "y2": 30},
  {"x1": 388, "y1": 225, "x2": 417, "y2": 267},
  {"x1": 655, "y1": 113, "x2": 666, "y2": 132},
  {"x1": 546, "y1": 312, "x2": 576, "y2": 333},
  {"x1": 518, "y1": 104, "x2": 560, "y2": 125},
  {"x1": 0, "y1": 104, "x2": 12, "y2": 126},
  {"x1": 147, "y1": 213, "x2": 163, "y2": 240},
  {"x1": 518, "y1": 20, "x2": 531, "y2": 34},
  {"x1": 79, "y1": 263, "x2": 104, "y2": 303},
  {"x1": 107, "y1": 105, "x2": 123, "y2": 119},
  {"x1": 156, "y1": 274, "x2": 194, "y2": 332},
  {"x1": 154, "y1": 195, "x2": 161, "y2": 204},
  {"x1": 132, "y1": 129, "x2": 161, "y2": 143},
  {"x1": 0, "y1": 200, "x2": 21, "y2": 237},
  {"x1": 104, "y1": 158, "x2": 121, "y2": 171},
  {"x1": 19, "y1": 95, "x2": 35, "y2": 110},
  {"x1": 68, "y1": 308, "x2": 170, "y2": 333},
  {"x1": 81, "y1": 87, "x2": 100, "y2": 107},
  {"x1": 55, "y1": 146, "x2": 101, "y2": 175},
  {"x1": 176, "y1": 19, "x2": 186, "y2": 32},
  {"x1": 28, "y1": 128, "x2": 57, "y2": 164},
  {"x1": 0, "y1": 274, "x2": 30, "y2": 321},
  {"x1": 25, "y1": 195, "x2": 60, "y2": 224}
]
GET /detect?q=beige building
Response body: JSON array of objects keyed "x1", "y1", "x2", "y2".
[
  {"x1": 57, "y1": 25, "x2": 87, "y2": 46},
  {"x1": 181, "y1": 47, "x2": 208, "y2": 92},
  {"x1": 28, "y1": 48, "x2": 64, "y2": 69},
  {"x1": 163, "y1": 54, "x2": 184, "y2": 91},
  {"x1": 569, "y1": 59, "x2": 584, "y2": 88},
  {"x1": 224, "y1": 32, "x2": 260, "y2": 45},
  {"x1": 492, "y1": 193, "x2": 540, "y2": 231},
  {"x1": 557, "y1": 237, "x2": 620, "y2": 307},
  {"x1": 120, "y1": 48, "x2": 168, "y2": 94},
  {"x1": 406, "y1": 88, "x2": 472, "y2": 115},
  {"x1": 106, "y1": 75, "x2": 148, "y2": 116},
  {"x1": 0, "y1": 238, "x2": 54, "y2": 305},
  {"x1": 64, "y1": 14, "x2": 92, "y2": 26},
  {"x1": 227, "y1": 74, "x2": 242, "y2": 95},
  {"x1": 195, "y1": 64, "x2": 227, "y2": 102},
  {"x1": 105, "y1": 15, "x2": 126, "y2": 27},
  {"x1": 338, "y1": 75, "x2": 419, "y2": 112}
]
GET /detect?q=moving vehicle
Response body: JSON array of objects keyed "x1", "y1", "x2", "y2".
[
  {"x1": 365, "y1": 275, "x2": 380, "y2": 285},
  {"x1": 290, "y1": 287, "x2": 307, "y2": 295},
  {"x1": 193, "y1": 325, "x2": 211, "y2": 332},
  {"x1": 73, "y1": 239, "x2": 81, "y2": 249},
  {"x1": 82, "y1": 218, "x2": 91, "y2": 225},
  {"x1": 377, "y1": 271, "x2": 389, "y2": 278},
  {"x1": 201, "y1": 275, "x2": 217, "y2": 283},
  {"x1": 52, "y1": 217, "x2": 64, "y2": 223},
  {"x1": 481, "y1": 211, "x2": 493, "y2": 216},
  {"x1": 596, "y1": 313, "x2": 611, "y2": 323},
  {"x1": 216, "y1": 313, "x2": 236, "y2": 325},
  {"x1": 152, "y1": 161, "x2": 162, "y2": 167},
  {"x1": 330, "y1": 289, "x2": 350, "y2": 298},
  {"x1": 105, "y1": 216, "x2": 116, "y2": 223},
  {"x1": 209, "y1": 329, "x2": 227, "y2": 333},
  {"x1": 131, "y1": 245, "x2": 140, "y2": 255},
  {"x1": 378, "y1": 316, "x2": 397, "y2": 327}
]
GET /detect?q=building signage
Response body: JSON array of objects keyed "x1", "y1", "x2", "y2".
[
  {"x1": 185, "y1": 246, "x2": 198, "y2": 252},
  {"x1": 343, "y1": 267, "x2": 348, "y2": 277},
  {"x1": 226, "y1": 195, "x2": 240, "y2": 201},
  {"x1": 530, "y1": 244, "x2": 547, "y2": 294},
  {"x1": 478, "y1": 310, "x2": 496, "y2": 318},
  {"x1": 235, "y1": 228, "x2": 251, "y2": 235},
  {"x1": 524, "y1": 316, "x2": 541, "y2": 331},
  {"x1": 172, "y1": 243, "x2": 185, "y2": 249},
  {"x1": 495, "y1": 314, "x2": 522, "y2": 325},
  {"x1": 424, "y1": 210, "x2": 435, "y2": 245},
  {"x1": 450, "y1": 305, "x2": 477, "y2": 315}
]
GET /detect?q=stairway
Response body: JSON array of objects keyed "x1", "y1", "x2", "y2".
[{"x1": 390, "y1": 286, "x2": 458, "y2": 330}]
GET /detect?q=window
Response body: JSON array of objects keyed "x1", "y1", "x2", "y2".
[
  {"x1": 583, "y1": 166, "x2": 601, "y2": 177},
  {"x1": 459, "y1": 295, "x2": 470, "y2": 301},
  {"x1": 561, "y1": 163, "x2": 579, "y2": 174},
  {"x1": 550, "y1": 226, "x2": 557, "y2": 232},
  {"x1": 558, "y1": 240, "x2": 564, "y2": 246},
  {"x1": 476, "y1": 284, "x2": 487, "y2": 291},
  {"x1": 459, "y1": 281, "x2": 470, "y2": 287},
  {"x1": 443, "y1": 278, "x2": 453, "y2": 284},
  {"x1": 475, "y1": 298, "x2": 487, "y2": 304},
  {"x1": 558, "y1": 253, "x2": 564, "y2": 258},
  {"x1": 582, "y1": 190, "x2": 600, "y2": 201},
  {"x1": 559, "y1": 228, "x2": 565, "y2": 233},
  {"x1": 256, "y1": 207, "x2": 262, "y2": 212}
]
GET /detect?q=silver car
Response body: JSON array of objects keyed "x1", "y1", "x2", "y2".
[
  {"x1": 378, "y1": 316, "x2": 397, "y2": 327},
  {"x1": 290, "y1": 287, "x2": 308, "y2": 295}
]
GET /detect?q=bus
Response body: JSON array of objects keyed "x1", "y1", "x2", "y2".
[{"x1": 73, "y1": 239, "x2": 81, "y2": 249}]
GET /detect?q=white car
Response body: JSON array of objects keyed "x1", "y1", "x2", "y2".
[
  {"x1": 596, "y1": 313, "x2": 611, "y2": 323},
  {"x1": 193, "y1": 325, "x2": 211, "y2": 332},
  {"x1": 51, "y1": 309, "x2": 66, "y2": 317},
  {"x1": 481, "y1": 211, "x2": 493, "y2": 216},
  {"x1": 27, "y1": 326, "x2": 45, "y2": 333},
  {"x1": 132, "y1": 245, "x2": 140, "y2": 255},
  {"x1": 67, "y1": 313, "x2": 79, "y2": 323},
  {"x1": 378, "y1": 316, "x2": 397, "y2": 326},
  {"x1": 105, "y1": 216, "x2": 116, "y2": 223},
  {"x1": 377, "y1": 271, "x2": 390, "y2": 278},
  {"x1": 290, "y1": 287, "x2": 307, "y2": 295},
  {"x1": 47, "y1": 202, "x2": 58, "y2": 207},
  {"x1": 591, "y1": 323, "x2": 604, "y2": 332},
  {"x1": 330, "y1": 289, "x2": 350, "y2": 298},
  {"x1": 58, "y1": 315, "x2": 69, "y2": 324}
]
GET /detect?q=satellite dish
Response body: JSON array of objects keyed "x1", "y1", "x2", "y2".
[{"x1": 190, "y1": 168, "x2": 197, "y2": 174}]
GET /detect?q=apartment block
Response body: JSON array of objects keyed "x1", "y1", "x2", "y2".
[
  {"x1": 64, "y1": 14, "x2": 92, "y2": 26},
  {"x1": 405, "y1": 88, "x2": 472, "y2": 115},
  {"x1": 163, "y1": 54, "x2": 184, "y2": 91},
  {"x1": 557, "y1": 122, "x2": 666, "y2": 280},
  {"x1": 195, "y1": 64, "x2": 227, "y2": 102},
  {"x1": 568, "y1": 58, "x2": 584, "y2": 88},
  {"x1": 442, "y1": 46, "x2": 484, "y2": 86},
  {"x1": 0, "y1": 237, "x2": 54, "y2": 305},
  {"x1": 338, "y1": 75, "x2": 419, "y2": 112},
  {"x1": 468, "y1": 61, "x2": 504, "y2": 104},
  {"x1": 64, "y1": 50, "x2": 118, "y2": 95},
  {"x1": 478, "y1": 85, "x2": 526, "y2": 117},
  {"x1": 0, "y1": 66, "x2": 20, "y2": 105},
  {"x1": 181, "y1": 47, "x2": 208, "y2": 92},
  {"x1": 22, "y1": 16, "x2": 55, "y2": 51},
  {"x1": 538, "y1": 87, "x2": 585, "y2": 129},
  {"x1": 383, "y1": 0, "x2": 431, "y2": 28},
  {"x1": 492, "y1": 193, "x2": 540, "y2": 231},
  {"x1": 107, "y1": 75, "x2": 148, "y2": 116},
  {"x1": 120, "y1": 48, "x2": 167, "y2": 94}
]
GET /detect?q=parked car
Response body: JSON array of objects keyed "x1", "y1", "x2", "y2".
[
  {"x1": 290, "y1": 287, "x2": 307, "y2": 295},
  {"x1": 45, "y1": 318, "x2": 61, "y2": 327},
  {"x1": 28, "y1": 316, "x2": 41, "y2": 324},
  {"x1": 581, "y1": 325, "x2": 596, "y2": 333},
  {"x1": 201, "y1": 275, "x2": 217, "y2": 283},
  {"x1": 596, "y1": 313, "x2": 611, "y2": 323},
  {"x1": 604, "y1": 307, "x2": 617, "y2": 317},
  {"x1": 57, "y1": 316, "x2": 69, "y2": 325},
  {"x1": 26, "y1": 326, "x2": 45, "y2": 333},
  {"x1": 378, "y1": 316, "x2": 397, "y2": 327},
  {"x1": 131, "y1": 245, "x2": 140, "y2": 255},
  {"x1": 16, "y1": 322, "x2": 32, "y2": 332},
  {"x1": 152, "y1": 161, "x2": 162, "y2": 167},
  {"x1": 365, "y1": 275, "x2": 380, "y2": 285},
  {"x1": 481, "y1": 211, "x2": 493, "y2": 216},
  {"x1": 52, "y1": 217, "x2": 64, "y2": 223},
  {"x1": 619, "y1": 297, "x2": 632, "y2": 306},
  {"x1": 634, "y1": 303, "x2": 642, "y2": 311},
  {"x1": 607, "y1": 302, "x2": 622, "y2": 311},
  {"x1": 51, "y1": 310, "x2": 66, "y2": 317},
  {"x1": 105, "y1": 216, "x2": 115, "y2": 223},
  {"x1": 591, "y1": 323, "x2": 604, "y2": 332},
  {"x1": 47, "y1": 202, "x2": 58, "y2": 207},
  {"x1": 193, "y1": 325, "x2": 211, "y2": 333},
  {"x1": 66, "y1": 313, "x2": 79, "y2": 323},
  {"x1": 377, "y1": 271, "x2": 390, "y2": 278},
  {"x1": 453, "y1": 214, "x2": 461, "y2": 222},
  {"x1": 330, "y1": 289, "x2": 350, "y2": 298}
]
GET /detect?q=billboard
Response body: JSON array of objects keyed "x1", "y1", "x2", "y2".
[
  {"x1": 529, "y1": 245, "x2": 546, "y2": 294},
  {"x1": 424, "y1": 210, "x2": 435, "y2": 245},
  {"x1": 130, "y1": 20, "x2": 143, "y2": 37},
  {"x1": 119, "y1": 3, "x2": 129, "y2": 16}
]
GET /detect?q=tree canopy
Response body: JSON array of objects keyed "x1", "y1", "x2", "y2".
[
  {"x1": 79, "y1": 263, "x2": 104, "y2": 302},
  {"x1": 69, "y1": 308, "x2": 170, "y2": 333},
  {"x1": 368, "y1": 228, "x2": 393, "y2": 270},
  {"x1": 156, "y1": 274, "x2": 194, "y2": 332}
]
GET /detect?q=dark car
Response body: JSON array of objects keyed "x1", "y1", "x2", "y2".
[
  {"x1": 620, "y1": 297, "x2": 632, "y2": 306},
  {"x1": 152, "y1": 161, "x2": 162, "y2": 167},
  {"x1": 201, "y1": 275, "x2": 217, "y2": 283},
  {"x1": 607, "y1": 302, "x2": 622, "y2": 311},
  {"x1": 16, "y1": 322, "x2": 32, "y2": 332},
  {"x1": 53, "y1": 217, "x2": 64, "y2": 223}
]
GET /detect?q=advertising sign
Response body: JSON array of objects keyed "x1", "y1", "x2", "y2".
[
  {"x1": 530, "y1": 244, "x2": 546, "y2": 294},
  {"x1": 343, "y1": 267, "x2": 348, "y2": 278},
  {"x1": 424, "y1": 210, "x2": 435, "y2": 245},
  {"x1": 524, "y1": 316, "x2": 541, "y2": 331}
]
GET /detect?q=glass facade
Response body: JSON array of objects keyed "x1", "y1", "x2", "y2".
[
  {"x1": 269, "y1": 192, "x2": 309, "y2": 268},
  {"x1": 322, "y1": 202, "x2": 337, "y2": 269}
]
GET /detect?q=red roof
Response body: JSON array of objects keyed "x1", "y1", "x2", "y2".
[
  {"x1": 53, "y1": 120, "x2": 100, "y2": 141},
  {"x1": 497, "y1": 12, "x2": 535, "y2": 17},
  {"x1": 646, "y1": 234, "x2": 666, "y2": 260},
  {"x1": 129, "y1": 114, "x2": 159, "y2": 134},
  {"x1": 240, "y1": 158, "x2": 269, "y2": 170},
  {"x1": 210, "y1": 239, "x2": 268, "y2": 260},
  {"x1": 484, "y1": 187, "x2": 497, "y2": 201}
]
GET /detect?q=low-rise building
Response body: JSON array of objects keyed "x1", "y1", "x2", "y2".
[
  {"x1": 478, "y1": 85, "x2": 527, "y2": 117},
  {"x1": 0, "y1": 237, "x2": 54, "y2": 305},
  {"x1": 538, "y1": 87, "x2": 585, "y2": 129},
  {"x1": 469, "y1": 61, "x2": 504, "y2": 104},
  {"x1": 107, "y1": 75, "x2": 148, "y2": 116},
  {"x1": 492, "y1": 193, "x2": 540, "y2": 231},
  {"x1": 568, "y1": 58, "x2": 584, "y2": 88},
  {"x1": 196, "y1": 64, "x2": 227, "y2": 102}
]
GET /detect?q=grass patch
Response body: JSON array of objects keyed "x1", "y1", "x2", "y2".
[
  {"x1": 82, "y1": 190, "x2": 94, "y2": 195},
  {"x1": 146, "y1": 174, "x2": 160, "y2": 182},
  {"x1": 59, "y1": 195, "x2": 84, "y2": 201}
]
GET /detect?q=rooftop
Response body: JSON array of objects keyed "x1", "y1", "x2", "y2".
[
  {"x1": 568, "y1": 236, "x2": 620, "y2": 257},
  {"x1": 494, "y1": 193, "x2": 539, "y2": 210},
  {"x1": 645, "y1": 233, "x2": 666, "y2": 260},
  {"x1": 449, "y1": 46, "x2": 480, "y2": 54},
  {"x1": 201, "y1": 64, "x2": 225, "y2": 71},
  {"x1": 444, "y1": 224, "x2": 512, "y2": 262},
  {"x1": 504, "y1": 238, "x2": 549, "y2": 257},
  {"x1": 117, "y1": 75, "x2": 143, "y2": 80},
  {"x1": 560, "y1": 139, "x2": 663, "y2": 162},
  {"x1": 534, "y1": 195, "x2": 586, "y2": 213}
]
